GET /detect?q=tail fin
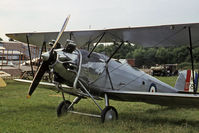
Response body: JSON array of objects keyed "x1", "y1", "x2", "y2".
[{"x1": 175, "y1": 70, "x2": 198, "y2": 92}]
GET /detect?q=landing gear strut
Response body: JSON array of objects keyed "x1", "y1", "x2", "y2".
[
  {"x1": 57, "y1": 91, "x2": 118, "y2": 122},
  {"x1": 57, "y1": 91, "x2": 81, "y2": 117},
  {"x1": 57, "y1": 100, "x2": 72, "y2": 117},
  {"x1": 56, "y1": 82, "x2": 118, "y2": 122},
  {"x1": 101, "y1": 93, "x2": 118, "y2": 122}
]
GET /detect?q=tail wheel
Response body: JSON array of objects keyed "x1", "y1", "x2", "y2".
[
  {"x1": 57, "y1": 100, "x2": 73, "y2": 117},
  {"x1": 149, "y1": 83, "x2": 157, "y2": 93},
  {"x1": 101, "y1": 106, "x2": 118, "y2": 123}
]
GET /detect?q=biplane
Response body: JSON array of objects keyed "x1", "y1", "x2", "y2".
[{"x1": 6, "y1": 15, "x2": 199, "y2": 122}]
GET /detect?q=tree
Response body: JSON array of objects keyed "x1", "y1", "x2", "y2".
[
  {"x1": 126, "y1": 51, "x2": 134, "y2": 59},
  {"x1": 144, "y1": 48, "x2": 157, "y2": 67},
  {"x1": 155, "y1": 47, "x2": 169, "y2": 64},
  {"x1": 0, "y1": 37, "x2": 3, "y2": 41},
  {"x1": 193, "y1": 47, "x2": 199, "y2": 62},
  {"x1": 94, "y1": 43, "x2": 199, "y2": 68},
  {"x1": 133, "y1": 48, "x2": 146, "y2": 67},
  {"x1": 173, "y1": 46, "x2": 189, "y2": 63}
]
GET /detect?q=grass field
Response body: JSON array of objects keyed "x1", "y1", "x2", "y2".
[{"x1": 1, "y1": 77, "x2": 199, "y2": 133}]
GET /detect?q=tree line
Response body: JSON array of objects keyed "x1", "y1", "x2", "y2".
[{"x1": 94, "y1": 43, "x2": 199, "y2": 68}]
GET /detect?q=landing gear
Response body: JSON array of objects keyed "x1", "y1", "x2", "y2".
[
  {"x1": 57, "y1": 91, "x2": 81, "y2": 117},
  {"x1": 101, "y1": 106, "x2": 118, "y2": 122},
  {"x1": 101, "y1": 93, "x2": 118, "y2": 122},
  {"x1": 56, "y1": 83, "x2": 118, "y2": 122},
  {"x1": 57, "y1": 100, "x2": 73, "y2": 117}
]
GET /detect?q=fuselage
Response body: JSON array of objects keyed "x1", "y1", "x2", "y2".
[{"x1": 46, "y1": 48, "x2": 178, "y2": 98}]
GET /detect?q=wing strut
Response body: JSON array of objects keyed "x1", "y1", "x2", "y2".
[
  {"x1": 69, "y1": 32, "x2": 73, "y2": 40},
  {"x1": 37, "y1": 41, "x2": 46, "y2": 69},
  {"x1": 104, "y1": 41, "x2": 125, "y2": 90},
  {"x1": 85, "y1": 33, "x2": 106, "y2": 51},
  {"x1": 26, "y1": 34, "x2": 34, "y2": 78},
  {"x1": 88, "y1": 32, "x2": 105, "y2": 58},
  {"x1": 106, "y1": 64, "x2": 114, "y2": 90},
  {"x1": 188, "y1": 27, "x2": 196, "y2": 94},
  {"x1": 106, "y1": 41, "x2": 124, "y2": 63}
]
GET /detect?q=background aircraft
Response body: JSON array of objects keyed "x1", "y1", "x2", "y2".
[{"x1": 6, "y1": 16, "x2": 199, "y2": 122}]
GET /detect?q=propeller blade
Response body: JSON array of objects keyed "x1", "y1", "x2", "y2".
[
  {"x1": 52, "y1": 15, "x2": 71, "y2": 50},
  {"x1": 27, "y1": 61, "x2": 49, "y2": 98},
  {"x1": 27, "y1": 15, "x2": 70, "y2": 98}
]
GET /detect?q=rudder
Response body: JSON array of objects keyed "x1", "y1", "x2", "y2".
[{"x1": 175, "y1": 70, "x2": 198, "y2": 92}]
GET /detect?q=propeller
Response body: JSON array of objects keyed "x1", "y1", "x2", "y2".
[{"x1": 27, "y1": 15, "x2": 71, "y2": 98}]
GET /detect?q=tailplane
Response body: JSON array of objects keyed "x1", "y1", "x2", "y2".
[{"x1": 175, "y1": 70, "x2": 198, "y2": 92}]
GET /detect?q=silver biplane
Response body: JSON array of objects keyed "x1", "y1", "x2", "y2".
[{"x1": 6, "y1": 16, "x2": 199, "y2": 122}]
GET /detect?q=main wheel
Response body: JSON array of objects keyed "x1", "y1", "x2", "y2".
[
  {"x1": 57, "y1": 100, "x2": 73, "y2": 117},
  {"x1": 101, "y1": 106, "x2": 118, "y2": 123}
]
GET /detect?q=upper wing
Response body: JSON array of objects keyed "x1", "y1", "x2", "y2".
[
  {"x1": 6, "y1": 23, "x2": 199, "y2": 47},
  {"x1": 105, "y1": 90, "x2": 199, "y2": 108}
]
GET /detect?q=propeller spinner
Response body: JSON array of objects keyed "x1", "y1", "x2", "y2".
[{"x1": 27, "y1": 15, "x2": 71, "y2": 98}]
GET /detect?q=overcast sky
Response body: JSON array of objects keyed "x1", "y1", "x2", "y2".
[{"x1": 1, "y1": 0, "x2": 199, "y2": 41}]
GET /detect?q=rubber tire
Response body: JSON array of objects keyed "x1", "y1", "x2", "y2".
[
  {"x1": 149, "y1": 83, "x2": 157, "y2": 93},
  {"x1": 101, "y1": 106, "x2": 118, "y2": 123},
  {"x1": 57, "y1": 100, "x2": 73, "y2": 117}
]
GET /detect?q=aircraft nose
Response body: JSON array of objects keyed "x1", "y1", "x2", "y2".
[{"x1": 42, "y1": 52, "x2": 50, "y2": 61}]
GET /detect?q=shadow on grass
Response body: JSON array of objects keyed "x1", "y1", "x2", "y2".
[
  {"x1": 119, "y1": 107, "x2": 199, "y2": 127},
  {"x1": 145, "y1": 106, "x2": 186, "y2": 113}
]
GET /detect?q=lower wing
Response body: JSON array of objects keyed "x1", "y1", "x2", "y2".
[
  {"x1": 14, "y1": 79, "x2": 101, "y2": 99},
  {"x1": 105, "y1": 90, "x2": 199, "y2": 108}
]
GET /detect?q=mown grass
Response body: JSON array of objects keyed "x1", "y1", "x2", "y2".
[
  {"x1": 155, "y1": 76, "x2": 178, "y2": 87},
  {"x1": 1, "y1": 78, "x2": 199, "y2": 133}
]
